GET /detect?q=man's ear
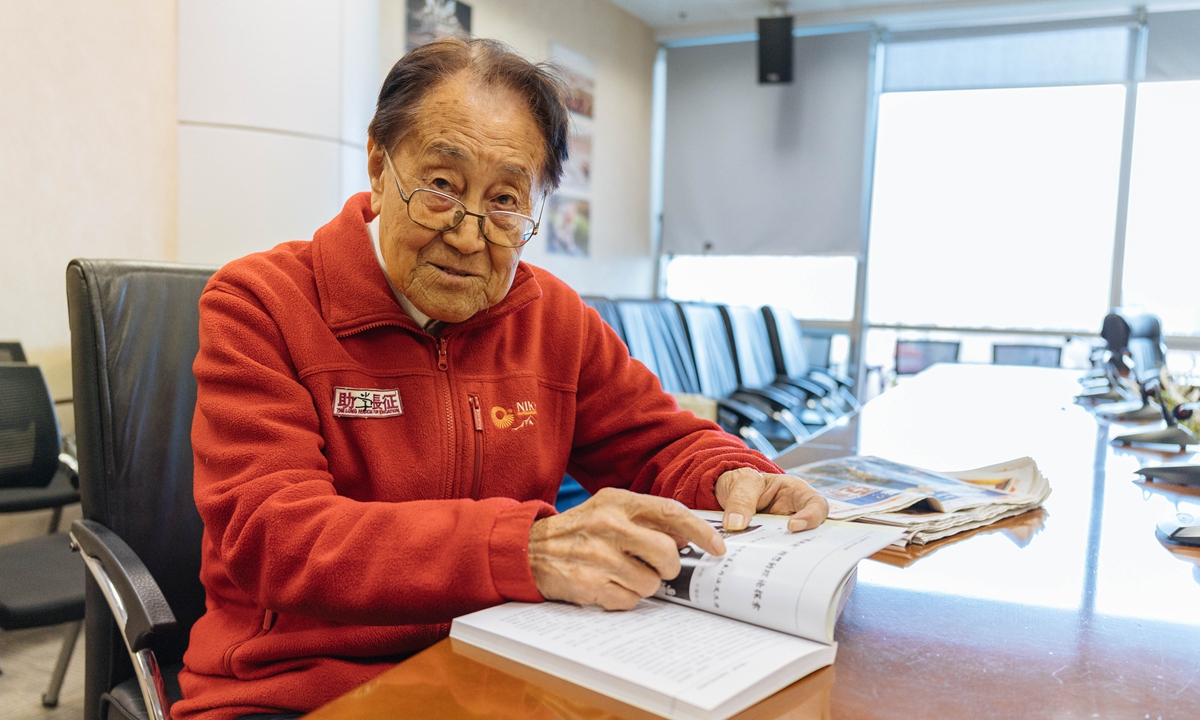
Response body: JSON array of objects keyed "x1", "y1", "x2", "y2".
[{"x1": 367, "y1": 136, "x2": 386, "y2": 216}]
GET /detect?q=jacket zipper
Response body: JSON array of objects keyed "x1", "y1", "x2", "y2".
[
  {"x1": 468, "y1": 394, "x2": 484, "y2": 499},
  {"x1": 436, "y1": 337, "x2": 455, "y2": 499}
]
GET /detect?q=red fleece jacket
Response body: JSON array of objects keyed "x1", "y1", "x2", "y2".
[{"x1": 174, "y1": 193, "x2": 782, "y2": 720}]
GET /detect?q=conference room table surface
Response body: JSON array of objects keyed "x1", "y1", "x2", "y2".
[{"x1": 304, "y1": 364, "x2": 1200, "y2": 720}]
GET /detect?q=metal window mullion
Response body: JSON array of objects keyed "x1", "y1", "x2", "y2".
[
  {"x1": 850, "y1": 30, "x2": 884, "y2": 394},
  {"x1": 1108, "y1": 13, "x2": 1149, "y2": 310}
]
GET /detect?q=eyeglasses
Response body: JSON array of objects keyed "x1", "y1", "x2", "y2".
[{"x1": 383, "y1": 149, "x2": 544, "y2": 249}]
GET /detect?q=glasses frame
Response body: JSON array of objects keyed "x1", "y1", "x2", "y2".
[{"x1": 383, "y1": 148, "x2": 545, "y2": 249}]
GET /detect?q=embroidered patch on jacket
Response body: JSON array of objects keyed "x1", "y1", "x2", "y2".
[
  {"x1": 491, "y1": 400, "x2": 536, "y2": 430},
  {"x1": 333, "y1": 387, "x2": 403, "y2": 418}
]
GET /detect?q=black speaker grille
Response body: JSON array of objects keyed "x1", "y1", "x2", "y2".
[{"x1": 758, "y1": 16, "x2": 794, "y2": 84}]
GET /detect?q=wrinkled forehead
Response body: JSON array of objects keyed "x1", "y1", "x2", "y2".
[{"x1": 397, "y1": 74, "x2": 547, "y2": 189}]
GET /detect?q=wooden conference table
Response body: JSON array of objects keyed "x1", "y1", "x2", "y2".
[{"x1": 306, "y1": 364, "x2": 1200, "y2": 719}]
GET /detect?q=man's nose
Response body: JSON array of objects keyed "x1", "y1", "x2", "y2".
[{"x1": 442, "y1": 214, "x2": 488, "y2": 254}]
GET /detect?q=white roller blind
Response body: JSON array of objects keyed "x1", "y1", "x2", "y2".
[
  {"x1": 662, "y1": 32, "x2": 871, "y2": 256},
  {"x1": 1146, "y1": 11, "x2": 1200, "y2": 82},
  {"x1": 883, "y1": 26, "x2": 1130, "y2": 92}
]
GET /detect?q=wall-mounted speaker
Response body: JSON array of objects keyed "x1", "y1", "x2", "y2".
[{"x1": 758, "y1": 16, "x2": 794, "y2": 84}]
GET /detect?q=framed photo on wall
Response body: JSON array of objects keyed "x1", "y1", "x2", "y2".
[{"x1": 406, "y1": 0, "x2": 471, "y2": 52}]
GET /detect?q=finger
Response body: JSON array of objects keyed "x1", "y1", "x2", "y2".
[
  {"x1": 718, "y1": 469, "x2": 766, "y2": 531},
  {"x1": 614, "y1": 521, "x2": 683, "y2": 580},
  {"x1": 595, "y1": 581, "x2": 644, "y2": 611},
  {"x1": 758, "y1": 476, "x2": 829, "y2": 531},
  {"x1": 622, "y1": 494, "x2": 727, "y2": 557},
  {"x1": 607, "y1": 553, "x2": 666, "y2": 600},
  {"x1": 788, "y1": 493, "x2": 829, "y2": 532}
]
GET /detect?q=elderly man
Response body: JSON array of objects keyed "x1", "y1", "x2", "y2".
[{"x1": 174, "y1": 38, "x2": 828, "y2": 720}]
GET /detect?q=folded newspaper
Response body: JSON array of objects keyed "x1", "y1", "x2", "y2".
[{"x1": 786, "y1": 456, "x2": 1050, "y2": 547}]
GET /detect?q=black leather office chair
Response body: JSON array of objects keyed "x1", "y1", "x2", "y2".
[
  {"x1": 0, "y1": 341, "x2": 27, "y2": 363},
  {"x1": 580, "y1": 296, "x2": 627, "y2": 345},
  {"x1": 676, "y1": 302, "x2": 811, "y2": 452},
  {"x1": 66, "y1": 259, "x2": 216, "y2": 720},
  {"x1": 0, "y1": 362, "x2": 84, "y2": 707},
  {"x1": 614, "y1": 300, "x2": 776, "y2": 456},
  {"x1": 992, "y1": 344, "x2": 1062, "y2": 367},
  {"x1": 894, "y1": 340, "x2": 960, "y2": 376},
  {"x1": 719, "y1": 306, "x2": 837, "y2": 427},
  {"x1": 760, "y1": 307, "x2": 859, "y2": 412}
]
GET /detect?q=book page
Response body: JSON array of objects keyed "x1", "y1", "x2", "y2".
[
  {"x1": 655, "y1": 512, "x2": 903, "y2": 643},
  {"x1": 451, "y1": 598, "x2": 834, "y2": 717}
]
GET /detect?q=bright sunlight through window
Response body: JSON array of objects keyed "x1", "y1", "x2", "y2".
[
  {"x1": 867, "y1": 85, "x2": 1127, "y2": 331},
  {"x1": 1122, "y1": 80, "x2": 1200, "y2": 337}
]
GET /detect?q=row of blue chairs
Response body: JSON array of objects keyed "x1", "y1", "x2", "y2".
[{"x1": 582, "y1": 298, "x2": 858, "y2": 457}]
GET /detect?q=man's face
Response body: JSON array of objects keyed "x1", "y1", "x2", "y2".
[{"x1": 368, "y1": 73, "x2": 546, "y2": 323}]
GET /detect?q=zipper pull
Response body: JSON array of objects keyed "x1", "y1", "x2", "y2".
[
  {"x1": 437, "y1": 337, "x2": 448, "y2": 371},
  {"x1": 469, "y1": 394, "x2": 483, "y2": 431}
]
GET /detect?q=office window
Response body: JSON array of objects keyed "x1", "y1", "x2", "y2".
[
  {"x1": 866, "y1": 84, "x2": 1127, "y2": 331},
  {"x1": 662, "y1": 255, "x2": 857, "y2": 321},
  {"x1": 1121, "y1": 80, "x2": 1200, "y2": 337}
]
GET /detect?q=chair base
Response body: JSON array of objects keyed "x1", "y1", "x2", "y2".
[
  {"x1": 1113, "y1": 425, "x2": 1198, "y2": 453},
  {"x1": 42, "y1": 620, "x2": 83, "y2": 707}
]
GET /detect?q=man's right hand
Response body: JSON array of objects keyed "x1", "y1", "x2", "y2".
[{"x1": 528, "y1": 487, "x2": 727, "y2": 610}]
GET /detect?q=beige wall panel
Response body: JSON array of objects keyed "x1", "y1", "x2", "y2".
[
  {"x1": 379, "y1": 0, "x2": 658, "y2": 298},
  {"x1": 341, "y1": 145, "x2": 372, "y2": 203},
  {"x1": 0, "y1": 0, "x2": 177, "y2": 399},
  {"x1": 178, "y1": 125, "x2": 341, "y2": 267},
  {"x1": 343, "y1": 0, "x2": 383, "y2": 144},
  {"x1": 178, "y1": 0, "x2": 342, "y2": 139}
]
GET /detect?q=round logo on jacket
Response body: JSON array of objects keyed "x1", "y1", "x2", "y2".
[{"x1": 491, "y1": 406, "x2": 514, "y2": 429}]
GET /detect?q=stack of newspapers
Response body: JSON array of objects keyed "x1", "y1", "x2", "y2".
[{"x1": 787, "y1": 456, "x2": 1051, "y2": 547}]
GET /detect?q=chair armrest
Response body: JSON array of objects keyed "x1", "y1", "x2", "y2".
[
  {"x1": 812, "y1": 369, "x2": 855, "y2": 389},
  {"x1": 69, "y1": 519, "x2": 177, "y2": 652},
  {"x1": 733, "y1": 386, "x2": 802, "y2": 411},
  {"x1": 715, "y1": 397, "x2": 771, "y2": 425},
  {"x1": 775, "y1": 376, "x2": 828, "y2": 398}
]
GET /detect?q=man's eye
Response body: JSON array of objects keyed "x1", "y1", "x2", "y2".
[
  {"x1": 431, "y1": 177, "x2": 454, "y2": 192},
  {"x1": 492, "y1": 194, "x2": 517, "y2": 208}
]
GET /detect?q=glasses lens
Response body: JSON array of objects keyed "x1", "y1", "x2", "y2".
[
  {"x1": 484, "y1": 212, "x2": 536, "y2": 247},
  {"x1": 409, "y1": 189, "x2": 464, "y2": 231}
]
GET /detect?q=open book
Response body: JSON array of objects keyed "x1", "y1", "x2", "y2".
[
  {"x1": 450, "y1": 511, "x2": 903, "y2": 720},
  {"x1": 787, "y1": 456, "x2": 1051, "y2": 546}
]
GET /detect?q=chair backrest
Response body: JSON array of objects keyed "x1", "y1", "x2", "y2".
[
  {"x1": 67, "y1": 259, "x2": 216, "y2": 719},
  {"x1": 895, "y1": 340, "x2": 960, "y2": 376},
  {"x1": 0, "y1": 363, "x2": 61, "y2": 489},
  {"x1": 1128, "y1": 336, "x2": 1166, "y2": 383},
  {"x1": 1125, "y1": 311, "x2": 1162, "y2": 343},
  {"x1": 802, "y1": 329, "x2": 836, "y2": 370},
  {"x1": 614, "y1": 300, "x2": 700, "y2": 394},
  {"x1": 0, "y1": 341, "x2": 27, "y2": 363},
  {"x1": 1100, "y1": 310, "x2": 1133, "y2": 353},
  {"x1": 761, "y1": 306, "x2": 810, "y2": 378},
  {"x1": 677, "y1": 303, "x2": 740, "y2": 398},
  {"x1": 992, "y1": 344, "x2": 1062, "y2": 367},
  {"x1": 721, "y1": 306, "x2": 778, "y2": 391},
  {"x1": 581, "y1": 296, "x2": 627, "y2": 345}
]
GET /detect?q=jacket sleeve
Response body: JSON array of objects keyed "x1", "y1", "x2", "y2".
[
  {"x1": 191, "y1": 285, "x2": 553, "y2": 627},
  {"x1": 565, "y1": 302, "x2": 783, "y2": 509}
]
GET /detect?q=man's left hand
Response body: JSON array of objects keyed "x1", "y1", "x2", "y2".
[{"x1": 715, "y1": 468, "x2": 829, "y2": 533}]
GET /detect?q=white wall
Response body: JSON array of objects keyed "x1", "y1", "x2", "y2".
[
  {"x1": 0, "y1": 1, "x2": 178, "y2": 399},
  {"x1": 381, "y1": 0, "x2": 659, "y2": 298},
  {"x1": 177, "y1": 0, "x2": 380, "y2": 265},
  {"x1": 181, "y1": 0, "x2": 656, "y2": 297},
  {"x1": 0, "y1": 0, "x2": 656, "y2": 403}
]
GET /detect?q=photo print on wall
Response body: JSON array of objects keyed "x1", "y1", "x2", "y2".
[
  {"x1": 406, "y1": 0, "x2": 471, "y2": 52},
  {"x1": 546, "y1": 42, "x2": 595, "y2": 257}
]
